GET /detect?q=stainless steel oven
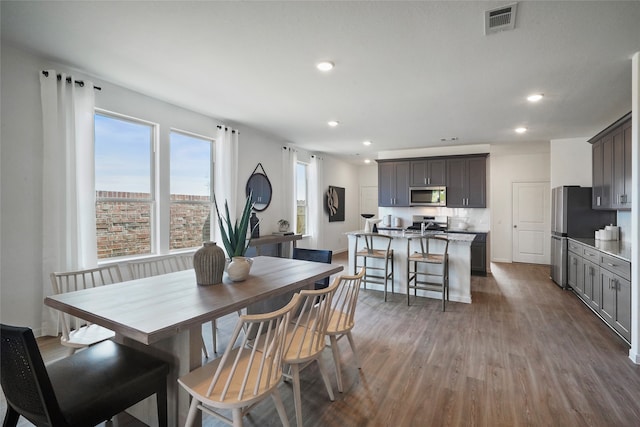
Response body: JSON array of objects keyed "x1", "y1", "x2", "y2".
[{"x1": 409, "y1": 186, "x2": 446, "y2": 206}]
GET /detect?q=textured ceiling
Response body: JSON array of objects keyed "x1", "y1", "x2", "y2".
[{"x1": 2, "y1": 1, "x2": 639, "y2": 162}]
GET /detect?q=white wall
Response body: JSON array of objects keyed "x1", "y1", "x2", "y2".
[
  {"x1": 489, "y1": 141, "x2": 551, "y2": 263},
  {"x1": 550, "y1": 137, "x2": 592, "y2": 188},
  {"x1": 0, "y1": 44, "x2": 360, "y2": 334},
  {"x1": 322, "y1": 156, "x2": 360, "y2": 252}
]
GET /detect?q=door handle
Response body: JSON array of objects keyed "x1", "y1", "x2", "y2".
[{"x1": 513, "y1": 225, "x2": 517, "y2": 228}]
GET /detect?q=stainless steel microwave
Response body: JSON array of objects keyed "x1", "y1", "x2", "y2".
[{"x1": 409, "y1": 186, "x2": 446, "y2": 206}]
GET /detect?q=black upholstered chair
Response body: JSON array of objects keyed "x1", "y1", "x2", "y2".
[
  {"x1": 0, "y1": 324, "x2": 170, "y2": 427},
  {"x1": 292, "y1": 247, "x2": 333, "y2": 289}
]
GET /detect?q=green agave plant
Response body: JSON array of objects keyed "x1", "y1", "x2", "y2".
[{"x1": 213, "y1": 192, "x2": 257, "y2": 257}]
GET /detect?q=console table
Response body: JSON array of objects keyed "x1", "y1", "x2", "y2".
[{"x1": 248, "y1": 233, "x2": 302, "y2": 257}]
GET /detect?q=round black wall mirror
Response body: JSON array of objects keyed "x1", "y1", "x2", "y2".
[{"x1": 246, "y1": 164, "x2": 272, "y2": 212}]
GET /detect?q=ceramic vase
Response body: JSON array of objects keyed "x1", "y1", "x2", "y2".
[
  {"x1": 226, "y1": 256, "x2": 253, "y2": 282},
  {"x1": 193, "y1": 241, "x2": 225, "y2": 285}
]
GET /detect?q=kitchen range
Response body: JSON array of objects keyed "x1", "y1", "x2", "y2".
[{"x1": 550, "y1": 186, "x2": 616, "y2": 288}]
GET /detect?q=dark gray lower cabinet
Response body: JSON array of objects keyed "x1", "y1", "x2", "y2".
[
  {"x1": 599, "y1": 258, "x2": 631, "y2": 342},
  {"x1": 470, "y1": 233, "x2": 487, "y2": 276},
  {"x1": 567, "y1": 238, "x2": 631, "y2": 345},
  {"x1": 583, "y1": 259, "x2": 601, "y2": 312},
  {"x1": 567, "y1": 252, "x2": 583, "y2": 294},
  {"x1": 447, "y1": 231, "x2": 486, "y2": 276}
]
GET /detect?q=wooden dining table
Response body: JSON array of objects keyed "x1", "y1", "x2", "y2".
[{"x1": 44, "y1": 255, "x2": 343, "y2": 427}]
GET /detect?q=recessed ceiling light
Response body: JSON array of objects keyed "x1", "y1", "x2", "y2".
[
  {"x1": 515, "y1": 127, "x2": 527, "y2": 134},
  {"x1": 364, "y1": 159, "x2": 371, "y2": 164},
  {"x1": 363, "y1": 140, "x2": 372, "y2": 146},
  {"x1": 327, "y1": 120, "x2": 339, "y2": 127},
  {"x1": 316, "y1": 61, "x2": 334, "y2": 72},
  {"x1": 527, "y1": 93, "x2": 544, "y2": 102}
]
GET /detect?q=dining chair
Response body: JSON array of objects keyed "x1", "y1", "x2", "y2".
[
  {"x1": 126, "y1": 255, "x2": 182, "y2": 279},
  {"x1": 49, "y1": 265, "x2": 123, "y2": 354},
  {"x1": 178, "y1": 294, "x2": 300, "y2": 427},
  {"x1": 406, "y1": 234, "x2": 450, "y2": 311},
  {"x1": 325, "y1": 268, "x2": 365, "y2": 392},
  {"x1": 292, "y1": 247, "x2": 333, "y2": 289},
  {"x1": 282, "y1": 280, "x2": 339, "y2": 427},
  {"x1": 0, "y1": 323, "x2": 169, "y2": 427},
  {"x1": 353, "y1": 233, "x2": 395, "y2": 301},
  {"x1": 126, "y1": 255, "x2": 215, "y2": 358},
  {"x1": 176, "y1": 252, "x2": 196, "y2": 270}
]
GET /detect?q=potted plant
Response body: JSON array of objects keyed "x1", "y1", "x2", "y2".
[
  {"x1": 213, "y1": 193, "x2": 258, "y2": 281},
  {"x1": 278, "y1": 219, "x2": 290, "y2": 232}
]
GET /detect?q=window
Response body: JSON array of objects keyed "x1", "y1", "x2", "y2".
[
  {"x1": 170, "y1": 131, "x2": 213, "y2": 250},
  {"x1": 296, "y1": 162, "x2": 308, "y2": 235},
  {"x1": 95, "y1": 112, "x2": 154, "y2": 259}
]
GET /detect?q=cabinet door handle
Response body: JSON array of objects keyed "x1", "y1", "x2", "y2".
[
  {"x1": 606, "y1": 262, "x2": 616, "y2": 267},
  {"x1": 596, "y1": 196, "x2": 601, "y2": 206}
]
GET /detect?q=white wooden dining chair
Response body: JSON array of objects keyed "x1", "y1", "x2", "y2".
[
  {"x1": 49, "y1": 265, "x2": 123, "y2": 354},
  {"x1": 325, "y1": 268, "x2": 365, "y2": 393},
  {"x1": 282, "y1": 281, "x2": 339, "y2": 427},
  {"x1": 126, "y1": 256, "x2": 182, "y2": 279},
  {"x1": 175, "y1": 253, "x2": 196, "y2": 271},
  {"x1": 126, "y1": 255, "x2": 214, "y2": 358},
  {"x1": 178, "y1": 294, "x2": 300, "y2": 427}
]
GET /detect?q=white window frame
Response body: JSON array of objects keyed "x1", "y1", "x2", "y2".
[
  {"x1": 95, "y1": 109, "x2": 158, "y2": 260},
  {"x1": 95, "y1": 110, "x2": 216, "y2": 262},
  {"x1": 169, "y1": 128, "x2": 215, "y2": 249},
  {"x1": 296, "y1": 161, "x2": 309, "y2": 236}
]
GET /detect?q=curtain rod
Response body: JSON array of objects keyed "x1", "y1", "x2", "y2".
[
  {"x1": 41, "y1": 70, "x2": 102, "y2": 91},
  {"x1": 216, "y1": 125, "x2": 238, "y2": 134}
]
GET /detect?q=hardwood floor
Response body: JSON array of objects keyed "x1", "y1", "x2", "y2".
[{"x1": 3, "y1": 255, "x2": 640, "y2": 426}]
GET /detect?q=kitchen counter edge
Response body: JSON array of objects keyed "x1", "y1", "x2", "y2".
[
  {"x1": 569, "y1": 237, "x2": 632, "y2": 263},
  {"x1": 346, "y1": 230, "x2": 476, "y2": 243}
]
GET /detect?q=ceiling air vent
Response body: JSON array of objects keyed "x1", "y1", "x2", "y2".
[{"x1": 485, "y1": 3, "x2": 518, "y2": 35}]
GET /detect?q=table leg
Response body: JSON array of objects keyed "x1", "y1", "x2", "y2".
[{"x1": 119, "y1": 325, "x2": 203, "y2": 427}]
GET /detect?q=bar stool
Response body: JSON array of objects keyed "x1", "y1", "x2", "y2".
[
  {"x1": 406, "y1": 234, "x2": 449, "y2": 311},
  {"x1": 354, "y1": 233, "x2": 394, "y2": 301}
]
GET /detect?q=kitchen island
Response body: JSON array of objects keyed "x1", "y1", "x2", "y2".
[{"x1": 346, "y1": 230, "x2": 476, "y2": 304}]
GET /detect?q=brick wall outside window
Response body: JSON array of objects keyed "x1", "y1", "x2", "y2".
[{"x1": 96, "y1": 191, "x2": 211, "y2": 259}]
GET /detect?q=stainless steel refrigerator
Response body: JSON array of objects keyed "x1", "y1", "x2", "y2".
[{"x1": 550, "y1": 186, "x2": 616, "y2": 288}]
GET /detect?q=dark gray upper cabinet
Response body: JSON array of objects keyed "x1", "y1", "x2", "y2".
[
  {"x1": 446, "y1": 156, "x2": 487, "y2": 208},
  {"x1": 612, "y1": 120, "x2": 632, "y2": 209},
  {"x1": 378, "y1": 154, "x2": 487, "y2": 208},
  {"x1": 378, "y1": 161, "x2": 410, "y2": 207},
  {"x1": 410, "y1": 159, "x2": 446, "y2": 186},
  {"x1": 590, "y1": 113, "x2": 632, "y2": 210}
]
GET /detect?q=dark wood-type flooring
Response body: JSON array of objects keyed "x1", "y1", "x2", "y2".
[{"x1": 3, "y1": 253, "x2": 640, "y2": 426}]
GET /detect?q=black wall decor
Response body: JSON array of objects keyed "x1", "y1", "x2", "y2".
[{"x1": 326, "y1": 186, "x2": 345, "y2": 222}]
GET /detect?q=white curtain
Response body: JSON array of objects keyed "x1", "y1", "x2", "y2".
[
  {"x1": 281, "y1": 146, "x2": 298, "y2": 232},
  {"x1": 40, "y1": 70, "x2": 97, "y2": 336},
  {"x1": 214, "y1": 126, "x2": 239, "y2": 244},
  {"x1": 308, "y1": 154, "x2": 324, "y2": 249}
]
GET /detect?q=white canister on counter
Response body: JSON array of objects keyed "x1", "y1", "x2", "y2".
[
  {"x1": 605, "y1": 225, "x2": 619, "y2": 241},
  {"x1": 595, "y1": 230, "x2": 602, "y2": 240}
]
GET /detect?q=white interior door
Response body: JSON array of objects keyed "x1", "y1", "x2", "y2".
[
  {"x1": 360, "y1": 186, "x2": 378, "y2": 229},
  {"x1": 512, "y1": 182, "x2": 550, "y2": 264}
]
